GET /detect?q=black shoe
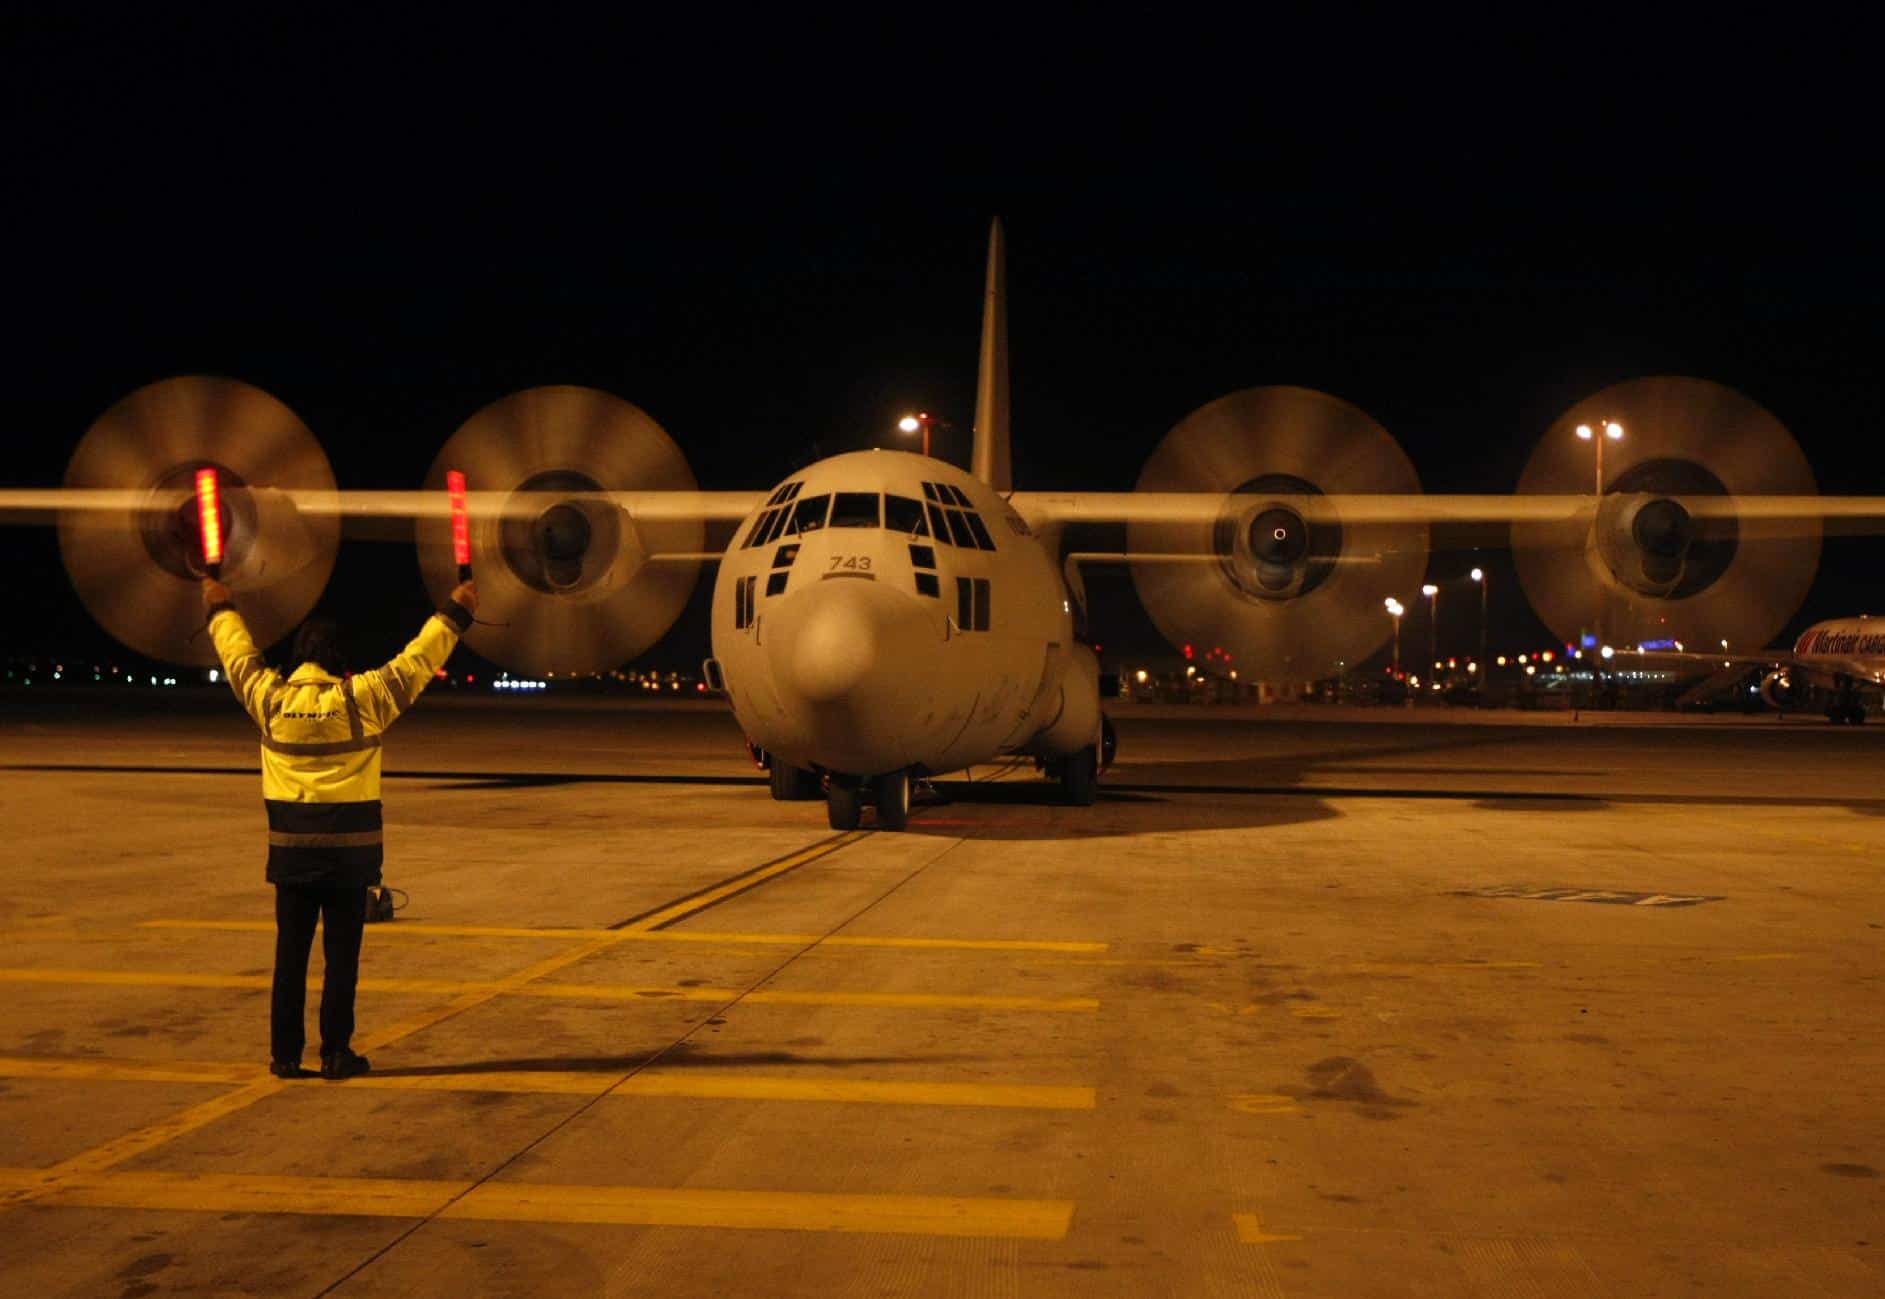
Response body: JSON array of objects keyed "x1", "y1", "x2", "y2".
[
  {"x1": 269, "y1": 1061, "x2": 310, "y2": 1079},
  {"x1": 320, "y1": 1050, "x2": 371, "y2": 1081}
]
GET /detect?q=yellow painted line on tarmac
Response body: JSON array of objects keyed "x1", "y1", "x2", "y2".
[
  {"x1": 0, "y1": 969, "x2": 1098, "y2": 1014},
  {"x1": 1341, "y1": 960, "x2": 1541, "y2": 974},
  {"x1": 0, "y1": 1168, "x2": 1075, "y2": 1239},
  {"x1": 0, "y1": 1057, "x2": 256, "y2": 1086},
  {"x1": 138, "y1": 918, "x2": 1109, "y2": 955},
  {"x1": 1719, "y1": 952, "x2": 1802, "y2": 963},
  {"x1": 1232, "y1": 1211, "x2": 1302, "y2": 1244},
  {"x1": 0, "y1": 1057, "x2": 1095, "y2": 1109}
]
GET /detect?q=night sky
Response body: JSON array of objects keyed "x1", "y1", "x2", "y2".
[{"x1": 6, "y1": 16, "x2": 1879, "y2": 675}]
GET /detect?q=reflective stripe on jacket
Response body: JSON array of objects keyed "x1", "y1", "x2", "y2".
[{"x1": 208, "y1": 602, "x2": 471, "y2": 886}]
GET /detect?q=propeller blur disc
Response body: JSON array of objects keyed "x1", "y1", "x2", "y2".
[
  {"x1": 417, "y1": 386, "x2": 701, "y2": 676},
  {"x1": 59, "y1": 376, "x2": 338, "y2": 666},
  {"x1": 1130, "y1": 386, "x2": 1428, "y2": 679},
  {"x1": 1512, "y1": 376, "x2": 1818, "y2": 650}
]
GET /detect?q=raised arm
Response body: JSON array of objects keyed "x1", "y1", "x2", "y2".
[
  {"x1": 202, "y1": 579, "x2": 281, "y2": 729},
  {"x1": 350, "y1": 582, "x2": 477, "y2": 732}
]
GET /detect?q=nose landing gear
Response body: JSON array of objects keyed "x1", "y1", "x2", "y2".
[{"x1": 824, "y1": 769, "x2": 912, "y2": 831}]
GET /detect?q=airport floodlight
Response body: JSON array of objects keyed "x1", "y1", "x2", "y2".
[
  {"x1": 1496, "y1": 655, "x2": 1507, "y2": 666},
  {"x1": 1576, "y1": 424, "x2": 1594, "y2": 440},
  {"x1": 1525, "y1": 664, "x2": 1536, "y2": 676},
  {"x1": 1421, "y1": 584, "x2": 1438, "y2": 597},
  {"x1": 896, "y1": 412, "x2": 933, "y2": 456},
  {"x1": 1134, "y1": 668, "x2": 1148, "y2": 683},
  {"x1": 1605, "y1": 421, "x2": 1624, "y2": 440},
  {"x1": 1601, "y1": 645, "x2": 1615, "y2": 659},
  {"x1": 1470, "y1": 567, "x2": 1483, "y2": 582}
]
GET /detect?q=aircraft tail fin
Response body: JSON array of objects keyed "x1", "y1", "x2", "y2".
[{"x1": 971, "y1": 217, "x2": 1012, "y2": 492}]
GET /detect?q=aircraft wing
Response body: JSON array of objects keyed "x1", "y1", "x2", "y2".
[
  {"x1": 1614, "y1": 647, "x2": 1885, "y2": 688},
  {"x1": 1010, "y1": 492, "x2": 1885, "y2": 531},
  {"x1": 0, "y1": 488, "x2": 764, "y2": 526}
]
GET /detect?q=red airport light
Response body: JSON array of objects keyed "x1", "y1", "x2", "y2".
[
  {"x1": 194, "y1": 468, "x2": 223, "y2": 576},
  {"x1": 446, "y1": 469, "x2": 472, "y2": 580}
]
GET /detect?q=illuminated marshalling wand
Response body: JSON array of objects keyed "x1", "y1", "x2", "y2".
[
  {"x1": 446, "y1": 469, "x2": 471, "y2": 582},
  {"x1": 194, "y1": 467, "x2": 223, "y2": 580}
]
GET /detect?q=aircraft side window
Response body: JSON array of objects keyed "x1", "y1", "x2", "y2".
[
  {"x1": 741, "y1": 512, "x2": 769, "y2": 548},
  {"x1": 944, "y1": 484, "x2": 973, "y2": 508},
  {"x1": 765, "y1": 485, "x2": 787, "y2": 507},
  {"x1": 734, "y1": 575, "x2": 756, "y2": 629},
  {"x1": 943, "y1": 509, "x2": 974, "y2": 548},
  {"x1": 956, "y1": 576, "x2": 973, "y2": 629},
  {"x1": 757, "y1": 509, "x2": 788, "y2": 546},
  {"x1": 885, "y1": 494, "x2": 926, "y2": 535},
  {"x1": 829, "y1": 492, "x2": 880, "y2": 528},
  {"x1": 973, "y1": 577, "x2": 990, "y2": 631},
  {"x1": 908, "y1": 543, "x2": 935, "y2": 569},
  {"x1": 772, "y1": 543, "x2": 799, "y2": 568},
  {"x1": 765, "y1": 571, "x2": 788, "y2": 596},
  {"x1": 782, "y1": 481, "x2": 803, "y2": 502},
  {"x1": 921, "y1": 482, "x2": 939, "y2": 501},
  {"x1": 789, "y1": 493, "x2": 830, "y2": 535},
  {"x1": 914, "y1": 571, "x2": 940, "y2": 598},
  {"x1": 925, "y1": 502, "x2": 951, "y2": 543},
  {"x1": 964, "y1": 513, "x2": 996, "y2": 551}
]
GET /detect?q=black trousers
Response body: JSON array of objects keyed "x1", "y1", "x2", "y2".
[{"x1": 271, "y1": 883, "x2": 368, "y2": 1064}]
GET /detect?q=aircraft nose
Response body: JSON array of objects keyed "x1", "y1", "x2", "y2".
[{"x1": 790, "y1": 592, "x2": 877, "y2": 703}]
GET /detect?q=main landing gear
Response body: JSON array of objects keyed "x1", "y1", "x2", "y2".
[{"x1": 824, "y1": 770, "x2": 911, "y2": 831}]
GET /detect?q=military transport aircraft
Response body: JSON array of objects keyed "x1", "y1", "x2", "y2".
[{"x1": 5, "y1": 220, "x2": 1884, "y2": 829}]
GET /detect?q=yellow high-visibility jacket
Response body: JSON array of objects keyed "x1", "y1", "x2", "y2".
[{"x1": 208, "y1": 600, "x2": 472, "y2": 886}]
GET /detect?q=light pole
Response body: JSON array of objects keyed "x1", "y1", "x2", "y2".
[
  {"x1": 1421, "y1": 583, "x2": 1439, "y2": 678},
  {"x1": 1575, "y1": 420, "x2": 1622, "y2": 645},
  {"x1": 1470, "y1": 567, "x2": 1487, "y2": 676},
  {"x1": 1385, "y1": 597, "x2": 1403, "y2": 679},
  {"x1": 897, "y1": 412, "x2": 934, "y2": 458},
  {"x1": 1574, "y1": 420, "x2": 1624, "y2": 496}
]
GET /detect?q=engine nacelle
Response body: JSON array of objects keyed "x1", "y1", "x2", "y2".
[
  {"x1": 417, "y1": 386, "x2": 700, "y2": 677},
  {"x1": 1760, "y1": 669, "x2": 1811, "y2": 711},
  {"x1": 1128, "y1": 386, "x2": 1428, "y2": 680}
]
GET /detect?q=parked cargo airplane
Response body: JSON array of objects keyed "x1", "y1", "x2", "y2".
[{"x1": 5, "y1": 220, "x2": 1884, "y2": 830}]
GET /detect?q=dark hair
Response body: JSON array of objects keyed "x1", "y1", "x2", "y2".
[{"x1": 291, "y1": 617, "x2": 347, "y2": 675}]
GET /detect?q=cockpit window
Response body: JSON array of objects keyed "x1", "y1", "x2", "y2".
[
  {"x1": 885, "y1": 494, "x2": 927, "y2": 536},
  {"x1": 829, "y1": 492, "x2": 880, "y2": 528},
  {"x1": 787, "y1": 493, "x2": 830, "y2": 535}
]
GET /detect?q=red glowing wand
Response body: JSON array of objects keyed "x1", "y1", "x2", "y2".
[
  {"x1": 447, "y1": 469, "x2": 471, "y2": 582},
  {"x1": 194, "y1": 468, "x2": 224, "y2": 579}
]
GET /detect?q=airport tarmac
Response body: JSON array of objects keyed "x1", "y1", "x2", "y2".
[{"x1": 0, "y1": 695, "x2": 1880, "y2": 1297}]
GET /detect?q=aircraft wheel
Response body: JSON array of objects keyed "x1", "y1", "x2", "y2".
[
  {"x1": 826, "y1": 779, "x2": 862, "y2": 831},
  {"x1": 872, "y1": 770, "x2": 911, "y2": 831},
  {"x1": 770, "y1": 760, "x2": 820, "y2": 801},
  {"x1": 1060, "y1": 745, "x2": 1098, "y2": 806}
]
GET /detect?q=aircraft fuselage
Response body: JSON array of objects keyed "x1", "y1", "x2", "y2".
[{"x1": 710, "y1": 450, "x2": 1083, "y2": 779}]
